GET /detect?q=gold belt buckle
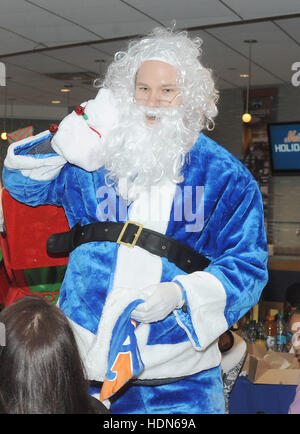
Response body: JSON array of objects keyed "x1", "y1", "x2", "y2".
[{"x1": 117, "y1": 220, "x2": 144, "y2": 248}]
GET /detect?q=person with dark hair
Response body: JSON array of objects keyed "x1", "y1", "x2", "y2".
[
  {"x1": 0, "y1": 295, "x2": 109, "y2": 414},
  {"x1": 219, "y1": 330, "x2": 247, "y2": 413},
  {"x1": 288, "y1": 308, "x2": 300, "y2": 413},
  {"x1": 288, "y1": 308, "x2": 300, "y2": 363},
  {"x1": 285, "y1": 283, "x2": 300, "y2": 309}
]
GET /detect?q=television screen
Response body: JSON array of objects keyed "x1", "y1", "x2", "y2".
[{"x1": 268, "y1": 122, "x2": 300, "y2": 174}]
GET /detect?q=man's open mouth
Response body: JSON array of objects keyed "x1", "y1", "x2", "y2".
[{"x1": 145, "y1": 110, "x2": 161, "y2": 123}]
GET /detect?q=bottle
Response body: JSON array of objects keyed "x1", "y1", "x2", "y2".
[
  {"x1": 276, "y1": 313, "x2": 287, "y2": 352},
  {"x1": 241, "y1": 324, "x2": 249, "y2": 343},
  {"x1": 255, "y1": 318, "x2": 267, "y2": 349},
  {"x1": 248, "y1": 320, "x2": 257, "y2": 344},
  {"x1": 265, "y1": 315, "x2": 277, "y2": 351},
  {"x1": 286, "y1": 331, "x2": 293, "y2": 352}
]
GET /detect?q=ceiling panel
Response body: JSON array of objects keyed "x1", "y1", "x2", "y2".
[
  {"x1": 207, "y1": 21, "x2": 291, "y2": 53},
  {"x1": 15, "y1": 25, "x2": 101, "y2": 47},
  {"x1": 277, "y1": 17, "x2": 300, "y2": 41},
  {"x1": 124, "y1": 0, "x2": 237, "y2": 23},
  {"x1": 87, "y1": 20, "x2": 158, "y2": 39},
  {"x1": 206, "y1": 21, "x2": 298, "y2": 83},
  {"x1": 6, "y1": 52, "x2": 84, "y2": 73},
  {"x1": 0, "y1": 0, "x2": 32, "y2": 15},
  {"x1": 93, "y1": 39, "x2": 137, "y2": 56},
  {"x1": 0, "y1": 6, "x2": 92, "y2": 43},
  {"x1": 225, "y1": 0, "x2": 300, "y2": 18},
  {"x1": 42, "y1": 46, "x2": 110, "y2": 68},
  {"x1": 30, "y1": 0, "x2": 153, "y2": 38},
  {"x1": 0, "y1": 28, "x2": 36, "y2": 53}
]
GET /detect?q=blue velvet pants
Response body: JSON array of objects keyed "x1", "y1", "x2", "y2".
[{"x1": 91, "y1": 365, "x2": 225, "y2": 414}]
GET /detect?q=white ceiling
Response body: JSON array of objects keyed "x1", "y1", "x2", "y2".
[{"x1": 0, "y1": 0, "x2": 299, "y2": 114}]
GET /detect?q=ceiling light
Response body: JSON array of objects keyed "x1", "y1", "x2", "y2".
[
  {"x1": 242, "y1": 113, "x2": 252, "y2": 123},
  {"x1": 60, "y1": 88, "x2": 71, "y2": 93},
  {"x1": 51, "y1": 100, "x2": 61, "y2": 104},
  {"x1": 240, "y1": 74, "x2": 249, "y2": 78},
  {"x1": 242, "y1": 40, "x2": 257, "y2": 123}
]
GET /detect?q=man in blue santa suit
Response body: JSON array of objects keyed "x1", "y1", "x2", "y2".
[{"x1": 2, "y1": 28, "x2": 268, "y2": 414}]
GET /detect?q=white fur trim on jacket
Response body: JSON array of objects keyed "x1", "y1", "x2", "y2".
[
  {"x1": 4, "y1": 130, "x2": 66, "y2": 181},
  {"x1": 70, "y1": 285, "x2": 222, "y2": 382},
  {"x1": 174, "y1": 271, "x2": 228, "y2": 350}
]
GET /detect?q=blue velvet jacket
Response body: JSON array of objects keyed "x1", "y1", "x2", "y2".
[{"x1": 2, "y1": 130, "x2": 268, "y2": 382}]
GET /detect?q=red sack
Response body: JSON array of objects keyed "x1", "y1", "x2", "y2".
[
  {"x1": 0, "y1": 189, "x2": 69, "y2": 307},
  {"x1": 1, "y1": 188, "x2": 69, "y2": 270}
]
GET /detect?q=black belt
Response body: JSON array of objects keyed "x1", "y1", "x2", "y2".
[{"x1": 47, "y1": 221, "x2": 210, "y2": 274}]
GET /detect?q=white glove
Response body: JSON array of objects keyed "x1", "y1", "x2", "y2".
[
  {"x1": 51, "y1": 88, "x2": 119, "y2": 172},
  {"x1": 131, "y1": 282, "x2": 184, "y2": 323},
  {"x1": 84, "y1": 88, "x2": 119, "y2": 136}
]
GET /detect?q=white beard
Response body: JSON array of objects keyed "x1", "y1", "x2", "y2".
[{"x1": 102, "y1": 102, "x2": 199, "y2": 202}]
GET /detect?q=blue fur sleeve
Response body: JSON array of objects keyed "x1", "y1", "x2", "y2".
[
  {"x1": 206, "y1": 179, "x2": 268, "y2": 327},
  {"x1": 173, "y1": 139, "x2": 268, "y2": 350},
  {"x1": 2, "y1": 166, "x2": 66, "y2": 207}
]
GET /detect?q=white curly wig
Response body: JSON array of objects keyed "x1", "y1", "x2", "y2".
[
  {"x1": 101, "y1": 27, "x2": 219, "y2": 132},
  {"x1": 94, "y1": 27, "x2": 219, "y2": 201}
]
